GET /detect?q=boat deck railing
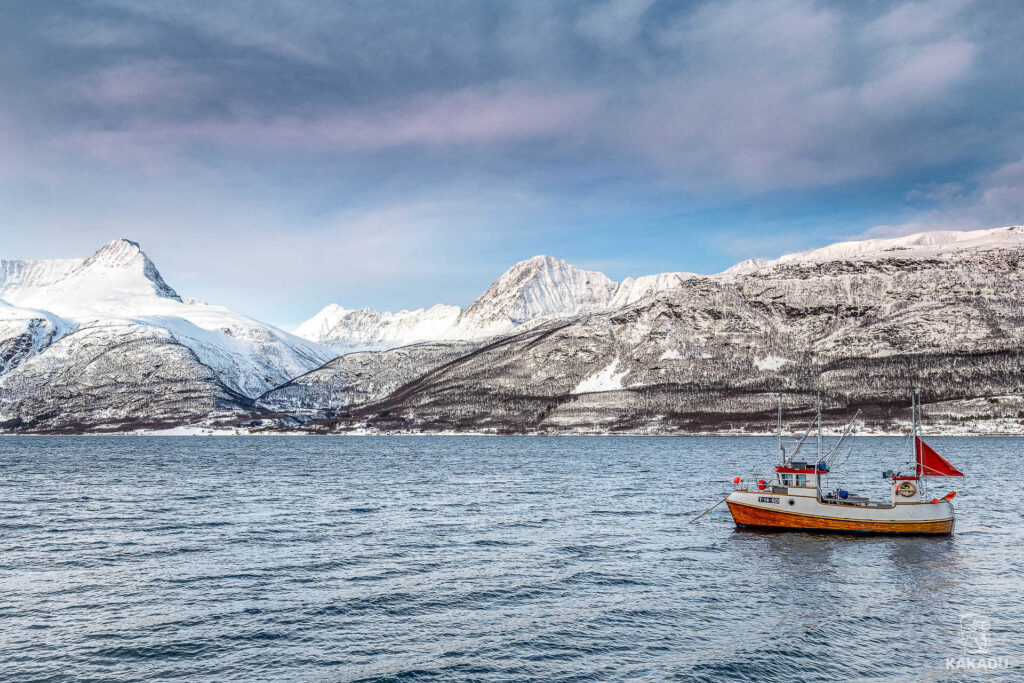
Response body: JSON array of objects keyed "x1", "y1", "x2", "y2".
[{"x1": 820, "y1": 493, "x2": 872, "y2": 506}]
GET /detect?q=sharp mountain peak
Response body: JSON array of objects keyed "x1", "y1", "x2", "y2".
[{"x1": 80, "y1": 238, "x2": 180, "y2": 301}]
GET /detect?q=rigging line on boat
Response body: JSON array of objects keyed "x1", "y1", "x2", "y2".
[
  {"x1": 832, "y1": 444, "x2": 856, "y2": 471},
  {"x1": 789, "y1": 418, "x2": 815, "y2": 460},
  {"x1": 689, "y1": 495, "x2": 730, "y2": 523},
  {"x1": 881, "y1": 426, "x2": 915, "y2": 473},
  {"x1": 824, "y1": 409, "x2": 861, "y2": 466},
  {"x1": 893, "y1": 427, "x2": 914, "y2": 470}
]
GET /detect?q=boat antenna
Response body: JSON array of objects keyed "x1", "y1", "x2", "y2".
[{"x1": 777, "y1": 392, "x2": 786, "y2": 465}]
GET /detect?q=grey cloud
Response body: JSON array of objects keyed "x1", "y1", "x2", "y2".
[
  {"x1": 619, "y1": 0, "x2": 985, "y2": 188},
  {"x1": 1, "y1": 0, "x2": 1023, "y2": 220},
  {"x1": 2, "y1": 0, "x2": 1017, "y2": 193}
]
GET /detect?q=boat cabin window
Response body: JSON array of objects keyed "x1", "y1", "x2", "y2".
[
  {"x1": 796, "y1": 474, "x2": 807, "y2": 487},
  {"x1": 780, "y1": 474, "x2": 794, "y2": 486}
]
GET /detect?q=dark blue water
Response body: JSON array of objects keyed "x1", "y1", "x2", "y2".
[{"x1": 1, "y1": 437, "x2": 1021, "y2": 681}]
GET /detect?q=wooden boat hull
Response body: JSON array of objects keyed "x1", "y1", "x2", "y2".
[{"x1": 727, "y1": 499, "x2": 954, "y2": 535}]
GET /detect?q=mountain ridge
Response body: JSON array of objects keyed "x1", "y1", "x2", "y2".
[
  {"x1": 295, "y1": 226, "x2": 1024, "y2": 355},
  {"x1": 296, "y1": 255, "x2": 695, "y2": 352},
  {"x1": 0, "y1": 239, "x2": 336, "y2": 430},
  {"x1": 269, "y1": 225, "x2": 1024, "y2": 435},
  {"x1": 5, "y1": 226, "x2": 1024, "y2": 433}
]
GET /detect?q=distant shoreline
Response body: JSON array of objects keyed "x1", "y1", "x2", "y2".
[{"x1": 4, "y1": 430, "x2": 1023, "y2": 438}]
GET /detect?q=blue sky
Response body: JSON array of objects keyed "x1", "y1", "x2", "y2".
[{"x1": 1, "y1": 0, "x2": 1023, "y2": 327}]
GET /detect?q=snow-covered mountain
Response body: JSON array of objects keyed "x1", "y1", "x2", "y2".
[
  {"x1": 0, "y1": 239, "x2": 336, "y2": 430},
  {"x1": 295, "y1": 255, "x2": 691, "y2": 352},
  {"x1": 268, "y1": 225, "x2": 1024, "y2": 435},
  {"x1": 0, "y1": 238, "x2": 181, "y2": 314},
  {"x1": 451, "y1": 255, "x2": 620, "y2": 337},
  {"x1": 723, "y1": 225, "x2": 1024, "y2": 275},
  {"x1": 8, "y1": 225, "x2": 1024, "y2": 433},
  {"x1": 298, "y1": 303, "x2": 461, "y2": 353}
]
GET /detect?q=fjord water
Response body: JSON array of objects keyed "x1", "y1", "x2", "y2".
[{"x1": 1, "y1": 437, "x2": 1021, "y2": 682}]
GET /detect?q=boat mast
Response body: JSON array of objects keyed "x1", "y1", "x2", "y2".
[
  {"x1": 816, "y1": 379, "x2": 823, "y2": 499},
  {"x1": 912, "y1": 388, "x2": 918, "y2": 473},
  {"x1": 816, "y1": 380, "x2": 822, "y2": 463},
  {"x1": 914, "y1": 388, "x2": 926, "y2": 496}
]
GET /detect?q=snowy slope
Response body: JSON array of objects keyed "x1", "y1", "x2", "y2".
[
  {"x1": 294, "y1": 304, "x2": 350, "y2": 341},
  {"x1": 453, "y1": 255, "x2": 620, "y2": 337},
  {"x1": 0, "y1": 299, "x2": 74, "y2": 375},
  {"x1": 315, "y1": 305, "x2": 461, "y2": 353},
  {"x1": 723, "y1": 225, "x2": 1024, "y2": 275},
  {"x1": 0, "y1": 239, "x2": 336, "y2": 398},
  {"x1": 296, "y1": 303, "x2": 461, "y2": 353},
  {"x1": 0, "y1": 320, "x2": 250, "y2": 432},
  {"x1": 0, "y1": 238, "x2": 180, "y2": 314},
  {"x1": 295, "y1": 256, "x2": 693, "y2": 351},
  {"x1": 610, "y1": 272, "x2": 697, "y2": 308}
]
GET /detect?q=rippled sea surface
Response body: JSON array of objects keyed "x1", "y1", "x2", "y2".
[{"x1": 1, "y1": 436, "x2": 1022, "y2": 682}]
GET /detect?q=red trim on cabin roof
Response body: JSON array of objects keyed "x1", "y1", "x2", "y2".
[{"x1": 774, "y1": 467, "x2": 816, "y2": 474}]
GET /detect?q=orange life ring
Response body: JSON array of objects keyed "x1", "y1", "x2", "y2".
[
  {"x1": 897, "y1": 480, "x2": 916, "y2": 497},
  {"x1": 757, "y1": 479, "x2": 767, "y2": 490}
]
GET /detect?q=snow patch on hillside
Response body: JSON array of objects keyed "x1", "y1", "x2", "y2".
[
  {"x1": 0, "y1": 299, "x2": 76, "y2": 374},
  {"x1": 754, "y1": 356, "x2": 790, "y2": 371},
  {"x1": 572, "y1": 359, "x2": 627, "y2": 394}
]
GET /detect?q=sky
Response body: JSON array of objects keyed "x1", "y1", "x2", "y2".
[{"x1": 1, "y1": 0, "x2": 1023, "y2": 328}]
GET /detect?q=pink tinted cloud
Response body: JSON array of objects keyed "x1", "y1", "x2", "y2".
[
  {"x1": 58, "y1": 82, "x2": 602, "y2": 161},
  {"x1": 69, "y1": 61, "x2": 214, "y2": 107},
  {"x1": 40, "y1": 0, "x2": 988, "y2": 193}
]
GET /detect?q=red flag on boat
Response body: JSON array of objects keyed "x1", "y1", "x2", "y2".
[{"x1": 915, "y1": 438, "x2": 964, "y2": 477}]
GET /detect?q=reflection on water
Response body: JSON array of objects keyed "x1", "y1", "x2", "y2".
[{"x1": 0, "y1": 436, "x2": 1020, "y2": 681}]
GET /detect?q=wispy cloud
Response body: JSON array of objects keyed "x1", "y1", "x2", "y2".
[
  {"x1": 58, "y1": 82, "x2": 603, "y2": 160},
  {"x1": 864, "y1": 157, "x2": 1024, "y2": 238}
]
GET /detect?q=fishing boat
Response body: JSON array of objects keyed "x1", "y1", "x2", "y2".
[{"x1": 726, "y1": 390, "x2": 963, "y2": 535}]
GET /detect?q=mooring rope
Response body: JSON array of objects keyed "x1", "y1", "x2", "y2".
[{"x1": 689, "y1": 495, "x2": 730, "y2": 523}]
